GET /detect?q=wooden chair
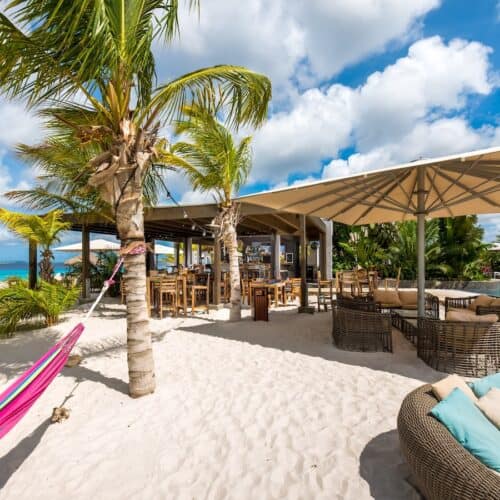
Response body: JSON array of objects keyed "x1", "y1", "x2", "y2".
[
  {"x1": 176, "y1": 275, "x2": 188, "y2": 316},
  {"x1": 317, "y1": 279, "x2": 333, "y2": 312},
  {"x1": 338, "y1": 270, "x2": 360, "y2": 297},
  {"x1": 158, "y1": 276, "x2": 178, "y2": 318},
  {"x1": 286, "y1": 278, "x2": 302, "y2": 304},
  {"x1": 241, "y1": 277, "x2": 250, "y2": 305},
  {"x1": 384, "y1": 268, "x2": 401, "y2": 290},
  {"x1": 191, "y1": 273, "x2": 210, "y2": 314}
]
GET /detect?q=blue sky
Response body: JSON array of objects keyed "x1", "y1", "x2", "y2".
[{"x1": 0, "y1": 0, "x2": 499, "y2": 262}]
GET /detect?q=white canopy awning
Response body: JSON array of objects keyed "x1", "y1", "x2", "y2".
[
  {"x1": 54, "y1": 238, "x2": 120, "y2": 252},
  {"x1": 239, "y1": 147, "x2": 500, "y2": 225},
  {"x1": 154, "y1": 243, "x2": 175, "y2": 255}
]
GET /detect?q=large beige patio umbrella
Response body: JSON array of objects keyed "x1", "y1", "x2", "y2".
[
  {"x1": 240, "y1": 147, "x2": 500, "y2": 316},
  {"x1": 54, "y1": 238, "x2": 120, "y2": 252}
]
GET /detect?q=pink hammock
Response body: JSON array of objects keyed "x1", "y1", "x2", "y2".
[{"x1": 0, "y1": 245, "x2": 141, "y2": 439}]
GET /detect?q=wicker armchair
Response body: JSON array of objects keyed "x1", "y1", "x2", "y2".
[
  {"x1": 332, "y1": 302, "x2": 392, "y2": 352},
  {"x1": 398, "y1": 384, "x2": 500, "y2": 500},
  {"x1": 445, "y1": 295, "x2": 500, "y2": 318},
  {"x1": 417, "y1": 317, "x2": 500, "y2": 377},
  {"x1": 336, "y1": 294, "x2": 380, "y2": 312}
]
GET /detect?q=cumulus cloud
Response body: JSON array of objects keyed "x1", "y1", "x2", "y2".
[
  {"x1": 251, "y1": 36, "x2": 497, "y2": 184},
  {"x1": 157, "y1": 0, "x2": 440, "y2": 94},
  {"x1": 0, "y1": 97, "x2": 43, "y2": 149}
]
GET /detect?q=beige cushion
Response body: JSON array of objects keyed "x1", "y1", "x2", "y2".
[
  {"x1": 489, "y1": 297, "x2": 500, "y2": 307},
  {"x1": 476, "y1": 388, "x2": 500, "y2": 429},
  {"x1": 468, "y1": 295, "x2": 494, "y2": 312},
  {"x1": 398, "y1": 290, "x2": 417, "y2": 308},
  {"x1": 373, "y1": 288, "x2": 401, "y2": 307},
  {"x1": 431, "y1": 374, "x2": 478, "y2": 402},
  {"x1": 446, "y1": 310, "x2": 498, "y2": 323}
]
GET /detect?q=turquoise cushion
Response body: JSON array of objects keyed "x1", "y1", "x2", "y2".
[
  {"x1": 430, "y1": 388, "x2": 500, "y2": 472},
  {"x1": 469, "y1": 373, "x2": 500, "y2": 398}
]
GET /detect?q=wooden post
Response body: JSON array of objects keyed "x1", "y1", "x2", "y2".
[
  {"x1": 81, "y1": 225, "x2": 90, "y2": 299},
  {"x1": 28, "y1": 239, "x2": 37, "y2": 289},
  {"x1": 298, "y1": 214, "x2": 314, "y2": 313},
  {"x1": 213, "y1": 236, "x2": 222, "y2": 306},
  {"x1": 145, "y1": 234, "x2": 155, "y2": 272},
  {"x1": 175, "y1": 242, "x2": 180, "y2": 269}
]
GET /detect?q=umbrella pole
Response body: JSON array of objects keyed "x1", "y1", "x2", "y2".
[{"x1": 416, "y1": 167, "x2": 426, "y2": 318}]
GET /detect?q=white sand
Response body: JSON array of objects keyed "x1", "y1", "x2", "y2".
[{"x1": 0, "y1": 298, "x2": 449, "y2": 500}]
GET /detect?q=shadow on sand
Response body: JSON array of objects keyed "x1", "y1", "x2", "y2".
[
  {"x1": 176, "y1": 307, "x2": 443, "y2": 382},
  {"x1": 0, "y1": 418, "x2": 51, "y2": 490},
  {"x1": 359, "y1": 429, "x2": 422, "y2": 500}
]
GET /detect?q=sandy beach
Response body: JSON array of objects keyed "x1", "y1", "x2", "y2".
[{"x1": 0, "y1": 299, "x2": 446, "y2": 499}]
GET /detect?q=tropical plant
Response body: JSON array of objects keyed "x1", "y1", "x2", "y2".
[
  {"x1": 171, "y1": 105, "x2": 253, "y2": 320},
  {"x1": 0, "y1": 1, "x2": 271, "y2": 397},
  {"x1": 0, "y1": 209, "x2": 70, "y2": 281},
  {"x1": 0, "y1": 281, "x2": 80, "y2": 336},
  {"x1": 339, "y1": 227, "x2": 387, "y2": 270}
]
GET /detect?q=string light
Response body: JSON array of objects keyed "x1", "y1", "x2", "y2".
[{"x1": 165, "y1": 189, "x2": 212, "y2": 237}]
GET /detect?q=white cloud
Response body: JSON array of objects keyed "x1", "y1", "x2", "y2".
[
  {"x1": 179, "y1": 189, "x2": 216, "y2": 205},
  {"x1": 478, "y1": 214, "x2": 500, "y2": 242},
  {"x1": 251, "y1": 36, "x2": 496, "y2": 184},
  {"x1": 0, "y1": 97, "x2": 43, "y2": 148},
  {"x1": 0, "y1": 149, "x2": 36, "y2": 207},
  {"x1": 157, "y1": 0, "x2": 440, "y2": 94}
]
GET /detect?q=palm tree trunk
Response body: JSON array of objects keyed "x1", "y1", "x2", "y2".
[
  {"x1": 226, "y1": 216, "x2": 242, "y2": 321},
  {"x1": 115, "y1": 167, "x2": 156, "y2": 398}
]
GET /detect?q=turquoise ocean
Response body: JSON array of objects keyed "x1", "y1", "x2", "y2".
[{"x1": 0, "y1": 262, "x2": 66, "y2": 282}]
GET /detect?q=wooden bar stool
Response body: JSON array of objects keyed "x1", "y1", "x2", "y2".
[{"x1": 158, "y1": 276, "x2": 178, "y2": 318}]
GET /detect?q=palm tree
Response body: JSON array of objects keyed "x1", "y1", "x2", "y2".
[
  {"x1": 0, "y1": 1, "x2": 271, "y2": 397},
  {"x1": 171, "y1": 105, "x2": 252, "y2": 320},
  {"x1": 0, "y1": 209, "x2": 70, "y2": 281}
]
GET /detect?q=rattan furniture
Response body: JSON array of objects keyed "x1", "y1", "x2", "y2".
[
  {"x1": 417, "y1": 317, "x2": 500, "y2": 377},
  {"x1": 445, "y1": 295, "x2": 500, "y2": 319},
  {"x1": 398, "y1": 384, "x2": 500, "y2": 500},
  {"x1": 332, "y1": 301, "x2": 392, "y2": 352},
  {"x1": 317, "y1": 279, "x2": 333, "y2": 311}
]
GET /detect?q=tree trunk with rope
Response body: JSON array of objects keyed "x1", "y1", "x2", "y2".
[
  {"x1": 220, "y1": 203, "x2": 242, "y2": 321},
  {"x1": 89, "y1": 119, "x2": 156, "y2": 398}
]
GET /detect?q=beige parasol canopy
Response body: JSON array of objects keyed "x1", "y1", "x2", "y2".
[
  {"x1": 239, "y1": 147, "x2": 500, "y2": 316},
  {"x1": 239, "y1": 147, "x2": 500, "y2": 225}
]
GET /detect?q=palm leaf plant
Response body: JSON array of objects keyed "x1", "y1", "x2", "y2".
[
  {"x1": 0, "y1": 1, "x2": 271, "y2": 397},
  {"x1": 0, "y1": 209, "x2": 71, "y2": 281},
  {"x1": 0, "y1": 281, "x2": 80, "y2": 336},
  {"x1": 171, "y1": 105, "x2": 253, "y2": 320}
]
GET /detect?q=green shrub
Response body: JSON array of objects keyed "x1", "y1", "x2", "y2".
[{"x1": 0, "y1": 280, "x2": 80, "y2": 336}]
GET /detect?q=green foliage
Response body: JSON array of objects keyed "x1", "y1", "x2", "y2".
[
  {"x1": 171, "y1": 105, "x2": 253, "y2": 205},
  {"x1": 332, "y1": 216, "x2": 488, "y2": 280},
  {"x1": 0, "y1": 281, "x2": 80, "y2": 336},
  {"x1": 0, "y1": 209, "x2": 70, "y2": 281}
]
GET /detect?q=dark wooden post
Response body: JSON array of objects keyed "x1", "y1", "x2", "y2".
[
  {"x1": 81, "y1": 225, "x2": 90, "y2": 298},
  {"x1": 298, "y1": 214, "x2": 314, "y2": 313},
  {"x1": 272, "y1": 232, "x2": 281, "y2": 280},
  {"x1": 28, "y1": 239, "x2": 37, "y2": 289},
  {"x1": 145, "y1": 234, "x2": 155, "y2": 273}
]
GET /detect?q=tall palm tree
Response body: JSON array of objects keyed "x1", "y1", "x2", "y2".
[
  {"x1": 0, "y1": 1, "x2": 271, "y2": 397},
  {"x1": 0, "y1": 209, "x2": 70, "y2": 281},
  {"x1": 171, "y1": 105, "x2": 252, "y2": 320}
]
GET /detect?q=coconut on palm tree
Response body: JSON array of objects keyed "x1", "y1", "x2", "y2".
[
  {"x1": 171, "y1": 105, "x2": 253, "y2": 321},
  {"x1": 0, "y1": 209, "x2": 70, "y2": 282},
  {"x1": 0, "y1": 1, "x2": 271, "y2": 397}
]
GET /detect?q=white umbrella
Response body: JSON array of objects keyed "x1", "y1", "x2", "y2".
[
  {"x1": 64, "y1": 253, "x2": 98, "y2": 266},
  {"x1": 54, "y1": 238, "x2": 120, "y2": 252}
]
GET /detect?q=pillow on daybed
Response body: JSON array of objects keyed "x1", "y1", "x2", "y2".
[
  {"x1": 373, "y1": 288, "x2": 401, "y2": 308},
  {"x1": 477, "y1": 388, "x2": 500, "y2": 429},
  {"x1": 431, "y1": 374, "x2": 478, "y2": 402},
  {"x1": 398, "y1": 290, "x2": 417, "y2": 309},
  {"x1": 490, "y1": 297, "x2": 500, "y2": 307},
  {"x1": 468, "y1": 295, "x2": 494, "y2": 312},
  {"x1": 470, "y1": 373, "x2": 500, "y2": 398},
  {"x1": 430, "y1": 388, "x2": 500, "y2": 472},
  {"x1": 445, "y1": 310, "x2": 498, "y2": 323}
]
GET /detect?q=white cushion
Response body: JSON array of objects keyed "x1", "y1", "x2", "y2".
[
  {"x1": 476, "y1": 388, "x2": 500, "y2": 429},
  {"x1": 431, "y1": 374, "x2": 478, "y2": 402}
]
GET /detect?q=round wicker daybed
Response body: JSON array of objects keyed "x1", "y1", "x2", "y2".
[{"x1": 397, "y1": 384, "x2": 500, "y2": 500}]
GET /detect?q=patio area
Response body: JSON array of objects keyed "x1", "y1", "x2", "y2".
[{"x1": 0, "y1": 298, "x2": 446, "y2": 500}]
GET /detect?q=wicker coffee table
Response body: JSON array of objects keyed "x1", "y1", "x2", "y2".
[{"x1": 392, "y1": 309, "x2": 418, "y2": 345}]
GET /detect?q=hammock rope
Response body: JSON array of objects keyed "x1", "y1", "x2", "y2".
[{"x1": 0, "y1": 242, "x2": 146, "y2": 439}]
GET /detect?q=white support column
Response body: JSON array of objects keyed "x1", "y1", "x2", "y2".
[
  {"x1": 272, "y1": 232, "x2": 281, "y2": 280},
  {"x1": 417, "y1": 167, "x2": 426, "y2": 318},
  {"x1": 185, "y1": 237, "x2": 193, "y2": 268},
  {"x1": 324, "y1": 220, "x2": 333, "y2": 280},
  {"x1": 298, "y1": 214, "x2": 314, "y2": 313}
]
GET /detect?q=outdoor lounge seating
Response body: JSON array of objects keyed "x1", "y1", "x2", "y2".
[
  {"x1": 397, "y1": 384, "x2": 500, "y2": 500},
  {"x1": 332, "y1": 297, "x2": 392, "y2": 352},
  {"x1": 445, "y1": 294, "x2": 500, "y2": 320},
  {"x1": 417, "y1": 317, "x2": 500, "y2": 377}
]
